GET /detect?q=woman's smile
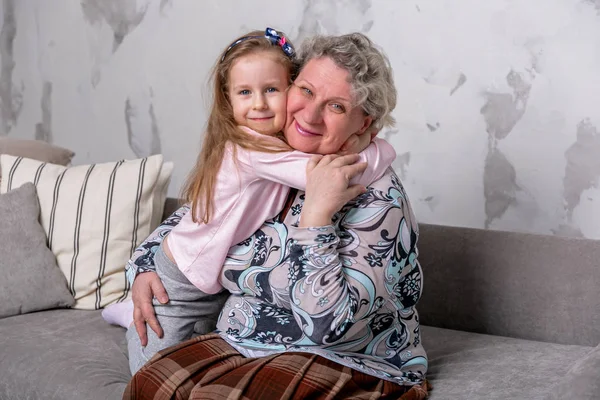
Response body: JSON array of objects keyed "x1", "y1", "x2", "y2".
[{"x1": 293, "y1": 120, "x2": 320, "y2": 137}]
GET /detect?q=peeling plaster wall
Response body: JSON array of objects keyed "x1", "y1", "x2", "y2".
[{"x1": 1, "y1": 0, "x2": 599, "y2": 239}]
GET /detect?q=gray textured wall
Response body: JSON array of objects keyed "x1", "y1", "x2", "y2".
[{"x1": 1, "y1": 0, "x2": 599, "y2": 239}]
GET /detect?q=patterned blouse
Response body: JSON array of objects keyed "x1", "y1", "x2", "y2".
[{"x1": 126, "y1": 168, "x2": 427, "y2": 385}]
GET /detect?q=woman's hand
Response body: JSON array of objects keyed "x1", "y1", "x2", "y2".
[
  {"x1": 132, "y1": 271, "x2": 169, "y2": 346},
  {"x1": 299, "y1": 154, "x2": 368, "y2": 227}
]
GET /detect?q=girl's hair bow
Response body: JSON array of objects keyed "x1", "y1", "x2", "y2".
[{"x1": 221, "y1": 27, "x2": 295, "y2": 62}]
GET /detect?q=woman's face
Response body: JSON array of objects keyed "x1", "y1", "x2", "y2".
[{"x1": 284, "y1": 57, "x2": 372, "y2": 155}]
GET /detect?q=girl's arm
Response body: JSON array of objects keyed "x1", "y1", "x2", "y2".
[
  {"x1": 244, "y1": 138, "x2": 395, "y2": 190},
  {"x1": 353, "y1": 137, "x2": 396, "y2": 184}
]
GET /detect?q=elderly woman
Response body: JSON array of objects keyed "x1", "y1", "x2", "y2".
[{"x1": 125, "y1": 32, "x2": 428, "y2": 399}]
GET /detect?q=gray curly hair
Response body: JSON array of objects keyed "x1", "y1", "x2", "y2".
[{"x1": 296, "y1": 33, "x2": 397, "y2": 133}]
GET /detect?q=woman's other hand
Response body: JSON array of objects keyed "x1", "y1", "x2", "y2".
[
  {"x1": 299, "y1": 154, "x2": 368, "y2": 227},
  {"x1": 132, "y1": 271, "x2": 169, "y2": 346}
]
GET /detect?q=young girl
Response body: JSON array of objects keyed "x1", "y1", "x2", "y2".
[{"x1": 104, "y1": 28, "x2": 396, "y2": 371}]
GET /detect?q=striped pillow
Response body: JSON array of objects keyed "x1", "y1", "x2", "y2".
[{"x1": 0, "y1": 154, "x2": 173, "y2": 310}]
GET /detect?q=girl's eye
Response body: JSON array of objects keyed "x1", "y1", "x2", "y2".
[
  {"x1": 330, "y1": 103, "x2": 345, "y2": 113},
  {"x1": 239, "y1": 89, "x2": 250, "y2": 95},
  {"x1": 266, "y1": 87, "x2": 278, "y2": 93}
]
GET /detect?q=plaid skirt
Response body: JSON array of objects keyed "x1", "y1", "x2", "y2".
[{"x1": 123, "y1": 333, "x2": 430, "y2": 400}]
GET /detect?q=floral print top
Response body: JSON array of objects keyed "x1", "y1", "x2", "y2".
[{"x1": 127, "y1": 168, "x2": 427, "y2": 385}]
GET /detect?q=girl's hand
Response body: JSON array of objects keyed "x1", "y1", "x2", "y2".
[
  {"x1": 299, "y1": 154, "x2": 368, "y2": 227},
  {"x1": 337, "y1": 131, "x2": 376, "y2": 155}
]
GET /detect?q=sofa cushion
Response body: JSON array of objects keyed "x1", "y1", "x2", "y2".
[
  {"x1": 0, "y1": 137, "x2": 74, "y2": 179},
  {"x1": 0, "y1": 154, "x2": 173, "y2": 309},
  {"x1": 552, "y1": 342, "x2": 600, "y2": 400},
  {"x1": 1, "y1": 316, "x2": 591, "y2": 400},
  {"x1": 0, "y1": 309, "x2": 130, "y2": 400},
  {"x1": 422, "y1": 325, "x2": 593, "y2": 400},
  {"x1": 0, "y1": 183, "x2": 74, "y2": 318}
]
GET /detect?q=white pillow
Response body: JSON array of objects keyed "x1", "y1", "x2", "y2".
[{"x1": 0, "y1": 154, "x2": 173, "y2": 309}]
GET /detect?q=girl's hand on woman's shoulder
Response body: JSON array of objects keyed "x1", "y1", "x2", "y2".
[
  {"x1": 337, "y1": 131, "x2": 374, "y2": 155},
  {"x1": 299, "y1": 154, "x2": 367, "y2": 228}
]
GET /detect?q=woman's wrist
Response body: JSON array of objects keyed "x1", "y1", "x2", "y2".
[{"x1": 298, "y1": 204, "x2": 333, "y2": 227}]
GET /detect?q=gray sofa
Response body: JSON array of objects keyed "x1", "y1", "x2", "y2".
[{"x1": 1, "y1": 199, "x2": 598, "y2": 400}]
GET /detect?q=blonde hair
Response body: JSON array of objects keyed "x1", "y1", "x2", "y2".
[
  {"x1": 297, "y1": 33, "x2": 397, "y2": 133},
  {"x1": 182, "y1": 30, "x2": 296, "y2": 223}
]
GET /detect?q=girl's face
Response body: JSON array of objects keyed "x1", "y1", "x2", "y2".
[{"x1": 228, "y1": 52, "x2": 289, "y2": 136}]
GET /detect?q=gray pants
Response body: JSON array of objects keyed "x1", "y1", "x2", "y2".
[{"x1": 126, "y1": 243, "x2": 229, "y2": 375}]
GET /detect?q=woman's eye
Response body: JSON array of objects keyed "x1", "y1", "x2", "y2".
[
  {"x1": 330, "y1": 103, "x2": 345, "y2": 113},
  {"x1": 301, "y1": 87, "x2": 313, "y2": 96},
  {"x1": 239, "y1": 89, "x2": 250, "y2": 95}
]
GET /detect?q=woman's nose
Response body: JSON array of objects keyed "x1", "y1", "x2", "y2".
[{"x1": 302, "y1": 102, "x2": 323, "y2": 124}]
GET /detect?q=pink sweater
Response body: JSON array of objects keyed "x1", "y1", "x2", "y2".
[{"x1": 167, "y1": 127, "x2": 396, "y2": 294}]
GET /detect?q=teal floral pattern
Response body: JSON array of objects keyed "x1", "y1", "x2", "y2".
[
  {"x1": 217, "y1": 169, "x2": 427, "y2": 385},
  {"x1": 125, "y1": 169, "x2": 427, "y2": 385}
]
